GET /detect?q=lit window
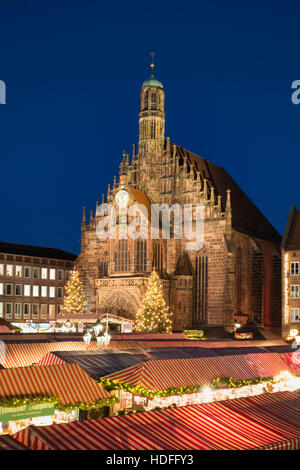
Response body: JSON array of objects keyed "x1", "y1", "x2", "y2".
[
  {"x1": 33, "y1": 267, "x2": 39, "y2": 279},
  {"x1": 24, "y1": 267, "x2": 31, "y2": 278},
  {"x1": 49, "y1": 287, "x2": 55, "y2": 298},
  {"x1": 6, "y1": 284, "x2": 13, "y2": 296},
  {"x1": 0, "y1": 283, "x2": 3, "y2": 295},
  {"x1": 33, "y1": 285, "x2": 39, "y2": 297},
  {"x1": 290, "y1": 308, "x2": 300, "y2": 322},
  {"x1": 24, "y1": 285, "x2": 31, "y2": 297},
  {"x1": 40, "y1": 304, "x2": 47, "y2": 318},
  {"x1": 57, "y1": 287, "x2": 63, "y2": 298},
  {"x1": 49, "y1": 305, "x2": 55, "y2": 318},
  {"x1": 15, "y1": 284, "x2": 22, "y2": 296},
  {"x1": 41, "y1": 268, "x2": 48, "y2": 280},
  {"x1": 290, "y1": 285, "x2": 300, "y2": 299},
  {"x1": 0, "y1": 302, "x2": 3, "y2": 318},
  {"x1": 24, "y1": 303, "x2": 31, "y2": 317},
  {"x1": 49, "y1": 269, "x2": 56, "y2": 280},
  {"x1": 291, "y1": 262, "x2": 299, "y2": 276},
  {"x1": 15, "y1": 266, "x2": 22, "y2": 277},
  {"x1": 0, "y1": 264, "x2": 3, "y2": 276},
  {"x1": 6, "y1": 265, "x2": 13, "y2": 276},
  {"x1": 41, "y1": 286, "x2": 47, "y2": 297}
]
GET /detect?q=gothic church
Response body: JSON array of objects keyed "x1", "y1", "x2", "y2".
[{"x1": 76, "y1": 63, "x2": 281, "y2": 331}]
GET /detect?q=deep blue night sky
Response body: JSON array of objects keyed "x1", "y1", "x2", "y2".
[{"x1": 0, "y1": 0, "x2": 299, "y2": 255}]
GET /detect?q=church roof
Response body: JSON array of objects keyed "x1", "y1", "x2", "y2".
[
  {"x1": 142, "y1": 76, "x2": 163, "y2": 89},
  {"x1": 281, "y1": 205, "x2": 300, "y2": 250},
  {"x1": 173, "y1": 144, "x2": 281, "y2": 244}
]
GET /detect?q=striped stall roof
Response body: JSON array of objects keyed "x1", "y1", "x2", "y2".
[
  {"x1": 0, "y1": 434, "x2": 28, "y2": 450},
  {"x1": 13, "y1": 392, "x2": 300, "y2": 450},
  {"x1": 36, "y1": 350, "x2": 151, "y2": 379},
  {"x1": 103, "y1": 356, "x2": 264, "y2": 390},
  {"x1": 0, "y1": 364, "x2": 110, "y2": 405},
  {"x1": 243, "y1": 353, "x2": 295, "y2": 377}
]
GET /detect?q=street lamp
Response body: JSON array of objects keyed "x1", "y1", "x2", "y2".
[
  {"x1": 83, "y1": 331, "x2": 92, "y2": 349},
  {"x1": 93, "y1": 318, "x2": 103, "y2": 337}
]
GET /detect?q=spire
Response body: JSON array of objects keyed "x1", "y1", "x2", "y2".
[
  {"x1": 150, "y1": 51, "x2": 155, "y2": 77},
  {"x1": 217, "y1": 195, "x2": 222, "y2": 212},
  {"x1": 82, "y1": 206, "x2": 86, "y2": 224},
  {"x1": 226, "y1": 189, "x2": 232, "y2": 213},
  {"x1": 210, "y1": 186, "x2": 215, "y2": 205},
  {"x1": 203, "y1": 178, "x2": 208, "y2": 201}
]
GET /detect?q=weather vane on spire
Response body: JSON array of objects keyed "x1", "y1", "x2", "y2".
[{"x1": 150, "y1": 51, "x2": 155, "y2": 76}]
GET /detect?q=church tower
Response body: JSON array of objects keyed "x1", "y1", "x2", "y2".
[{"x1": 138, "y1": 54, "x2": 165, "y2": 158}]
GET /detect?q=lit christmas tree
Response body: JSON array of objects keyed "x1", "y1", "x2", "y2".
[
  {"x1": 61, "y1": 269, "x2": 87, "y2": 315},
  {"x1": 135, "y1": 270, "x2": 173, "y2": 333}
]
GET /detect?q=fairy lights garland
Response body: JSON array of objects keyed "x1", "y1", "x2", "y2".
[
  {"x1": 0, "y1": 395, "x2": 118, "y2": 411},
  {"x1": 98, "y1": 376, "x2": 277, "y2": 398}
]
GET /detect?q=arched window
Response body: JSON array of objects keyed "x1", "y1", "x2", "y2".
[
  {"x1": 136, "y1": 240, "x2": 147, "y2": 272},
  {"x1": 115, "y1": 239, "x2": 131, "y2": 272}
]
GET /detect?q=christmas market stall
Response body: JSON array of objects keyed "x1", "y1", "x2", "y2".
[
  {"x1": 12, "y1": 392, "x2": 300, "y2": 450},
  {"x1": 99, "y1": 355, "x2": 300, "y2": 412},
  {"x1": 0, "y1": 434, "x2": 28, "y2": 450},
  {"x1": 0, "y1": 363, "x2": 116, "y2": 435}
]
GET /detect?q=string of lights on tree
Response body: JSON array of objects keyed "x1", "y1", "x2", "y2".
[
  {"x1": 134, "y1": 270, "x2": 173, "y2": 333},
  {"x1": 61, "y1": 269, "x2": 87, "y2": 315}
]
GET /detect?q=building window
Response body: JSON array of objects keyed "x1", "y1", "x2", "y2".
[
  {"x1": 0, "y1": 264, "x2": 3, "y2": 276},
  {"x1": 24, "y1": 303, "x2": 31, "y2": 317},
  {"x1": 291, "y1": 262, "x2": 299, "y2": 276},
  {"x1": 0, "y1": 302, "x2": 3, "y2": 318},
  {"x1": 24, "y1": 267, "x2": 31, "y2": 278},
  {"x1": 115, "y1": 239, "x2": 131, "y2": 272},
  {"x1": 33, "y1": 267, "x2": 39, "y2": 279},
  {"x1": 136, "y1": 240, "x2": 147, "y2": 272},
  {"x1": 5, "y1": 303, "x2": 12, "y2": 318},
  {"x1": 49, "y1": 304, "x2": 55, "y2": 318},
  {"x1": 24, "y1": 285, "x2": 31, "y2": 297},
  {"x1": 6, "y1": 284, "x2": 13, "y2": 296},
  {"x1": 6, "y1": 265, "x2": 13, "y2": 276},
  {"x1": 14, "y1": 303, "x2": 21, "y2": 318},
  {"x1": 58, "y1": 270, "x2": 64, "y2": 281},
  {"x1": 15, "y1": 284, "x2": 22, "y2": 296},
  {"x1": 41, "y1": 286, "x2": 47, "y2": 297},
  {"x1": 290, "y1": 285, "x2": 300, "y2": 299},
  {"x1": 290, "y1": 308, "x2": 300, "y2": 322},
  {"x1": 49, "y1": 287, "x2": 55, "y2": 298},
  {"x1": 41, "y1": 268, "x2": 48, "y2": 280},
  {"x1": 49, "y1": 269, "x2": 56, "y2": 280},
  {"x1": 32, "y1": 304, "x2": 38, "y2": 318},
  {"x1": 40, "y1": 304, "x2": 47, "y2": 318},
  {"x1": 0, "y1": 283, "x2": 3, "y2": 295},
  {"x1": 15, "y1": 266, "x2": 22, "y2": 277},
  {"x1": 57, "y1": 287, "x2": 63, "y2": 298},
  {"x1": 66, "y1": 271, "x2": 71, "y2": 281},
  {"x1": 33, "y1": 285, "x2": 39, "y2": 297}
]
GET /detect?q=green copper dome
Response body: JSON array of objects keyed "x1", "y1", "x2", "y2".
[{"x1": 142, "y1": 75, "x2": 164, "y2": 89}]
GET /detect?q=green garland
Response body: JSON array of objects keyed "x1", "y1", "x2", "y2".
[
  {"x1": 0, "y1": 396, "x2": 59, "y2": 409},
  {"x1": 98, "y1": 376, "x2": 278, "y2": 398},
  {"x1": 0, "y1": 395, "x2": 118, "y2": 412}
]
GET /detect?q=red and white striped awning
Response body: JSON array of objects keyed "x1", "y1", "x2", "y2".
[
  {"x1": 103, "y1": 355, "x2": 269, "y2": 390},
  {"x1": 0, "y1": 363, "x2": 110, "y2": 405},
  {"x1": 0, "y1": 434, "x2": 28, "y2": 450},
  {"x1": 13, "y1": 392, "x2": 300, "y2": 450}
]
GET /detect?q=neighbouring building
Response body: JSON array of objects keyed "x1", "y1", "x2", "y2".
[
  {"x1": 76, "y1": 63, "x2": 282, "y2": 331},
  {"x1": 0, "y1": 241, "x2": 76, "y2": 327},
  {"x1": 281, "y1": 206, "x2": 300, "y2": 338}
]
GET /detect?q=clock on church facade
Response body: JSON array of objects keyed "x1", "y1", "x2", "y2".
[{"x1": 76, "y1": 64, "x2": 282, "y2": 331}]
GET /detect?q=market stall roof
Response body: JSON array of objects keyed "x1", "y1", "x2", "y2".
[
  {"x1": 103, "y1": 355, "x2": 289, "y2": 391},
  {"x1": 13, "y1": 392, "x2": 300, "y2": 450},
  {"x1": 0, "y1": 364, "x2": 110, "y2": 405},
  {"x1": 0, "y1": 434, "x2": 28, "y2": 450},
  {"x1": 36, "y1": 350, "x2": 151, "y2": 379}
]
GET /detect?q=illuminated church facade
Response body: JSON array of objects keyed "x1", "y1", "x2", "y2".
[{"x1": 76, "y1": 63, "x2": 282, "y2": 331}]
